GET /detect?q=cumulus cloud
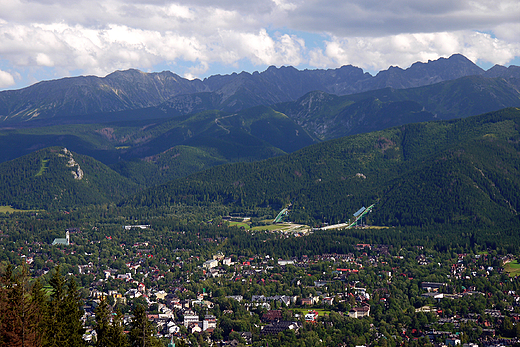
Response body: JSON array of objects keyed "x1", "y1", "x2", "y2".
[
  {"x1": 283, "y1": 0, "x2": 520, "y2": 37},
  {"x1": 0, "y1": 70, "x2": 15, "y2": 88},
  {"x1": 0, "y1": 0, "x2": 519, "y2": 89},
  {"x1": 310, "y1": 31, "x2": 520, "y2": 73},
  {"x1": 0, "y1": 21, "x2": 309, "y2": 78}
]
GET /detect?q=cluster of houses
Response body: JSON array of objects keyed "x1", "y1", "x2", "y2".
[{"x1": 14, "y1": 226, "x2": 520, "y2": 347}]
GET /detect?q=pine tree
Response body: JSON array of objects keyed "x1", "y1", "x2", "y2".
[
  {"x1": 110, "y1": 309, "x2": 129, "y2": 347},
  {"x1": 0, "y1": 264, "x2": 12, "y2": 346},
  {"x1": 45, "y1": 266, "x2": 67, "y2": 347},
  {"x1": 94, "y1": 299, "x2": 128, "y2": 347},
  {"x1": 128, "y1": 305, "x2": 161, "y2": 347},
  {"x1": 0, "y1": 264, "x2": 42, "y2": 347},
  {"x1": 95, "y1": 299, "x2": 111, "y2": 347},
  {"x1": 0, "y1": 264, "x2": 14, "y2": 346},
  {"x1": 63, "y1": 278, "x2": 86, "y2": 346},
  {"x1": 43, "y1": 266, "x2": 86, "y2": 347},
  {"x1": 31, "y1": 279, "x2": 47, "y2": 347}
]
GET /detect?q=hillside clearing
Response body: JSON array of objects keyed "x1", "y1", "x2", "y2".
[{"x1": 505, "y1": 260, "x2": 520, "y2": 277}]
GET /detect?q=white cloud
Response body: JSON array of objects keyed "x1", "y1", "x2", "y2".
[
  {"x1": 0, "y1": 70, "x2": 15, "y2": 88},
  {"x1": 493, "y1": 23, "x2": 520, "y2": 43},
  {"x1": 313, "y1": 31, "x2": 520, "y2": 73},
  {"x1": 283, "y1": 0, "x2": 520, "y2": 37},
  {"x1": 0, "y1": 0, "x2": 519, "y2": 89}
]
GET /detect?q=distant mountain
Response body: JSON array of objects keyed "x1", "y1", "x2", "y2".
[
  {"x1": 275, "y1": 75, "x2": 520, "y2": 140},
  {"x1": 2, "y1": 54, "x2": 512, "y2": 125},
  {"x1": 124, "y1": 108, "x2": 520, "y2": 229},
  {"x1": 0, "y1": 147, "x2": 139, "y2": 210},
  {"x1": 1, "y1": 72, "x2": 520, "y2": 187},
  {"x1": 0, "y1": 107, "x2": 316, "y2": 187}
]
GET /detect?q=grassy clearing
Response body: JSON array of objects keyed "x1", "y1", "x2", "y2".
[
  {"x1": 505, "y1": 260, "x2": 520, "y2": 277},
  {"x1": 291, "y1": 308, "x2": 333, "y2": 316},
  {"x1": 251, "y1": 223, "x2": 292, "y2": 231},
  {"x1": 0, "y1": 206, "x2": 40, "y2": 213},
  {"x1": 35, "y1": 158, "x2": 50, "y2": 177}
]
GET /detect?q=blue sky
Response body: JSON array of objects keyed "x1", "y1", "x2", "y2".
[{"x1": 0, "y1": 0, "x2": 519, "y2": 91}]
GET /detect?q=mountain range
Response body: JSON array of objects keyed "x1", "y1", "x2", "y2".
[
  {"x1": 1, "y1": 54, "x2": 519, "y2": 126},
  {"x1": 1, "y1": 54, "x2": 520, "y2": 224},
  {"x1": 1, "y1": 54, "x2": 519, "y2": 186}
]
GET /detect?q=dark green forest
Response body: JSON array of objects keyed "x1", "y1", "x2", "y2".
[{"x1": 124, "y1": 108, "x2": 520, "y2": 230}]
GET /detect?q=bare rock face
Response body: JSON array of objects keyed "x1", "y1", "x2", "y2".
[{"x1": 63, "y1": 148, "x2": 84, "y2": 180}]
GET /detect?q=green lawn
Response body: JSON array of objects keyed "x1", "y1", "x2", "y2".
[
  {"x1": 505, "y1": 260, "x2": 520, "y2": 277},
  {"x1": 0, "y1": 206, "x2": 40, "y2": 213},
  {"x1": 251, "y1": 223, "x2": 292, "y2": 231}
]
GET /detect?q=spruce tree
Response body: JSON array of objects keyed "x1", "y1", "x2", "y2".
[
  {"x1": 128, "y1": 304, "x2": 161, "y2": 347},
  {"x1": 94, "y1": 299, "x2": 111, "y2": 347},
  {"x1": 63, "y1": 278, "x2": 86, "y2": 346},
  {"x1": 0, "y1": 264, "x2": 12, "y2": 346},
  {"x1": 0, "y1": 264, "x2": 41, "y2": 347},
  {"x1": 94, "y1": 299, "x2": 128, "y2": 347},
  {"x1": 109, "y1": 309, "x2": 129, "y2": 347},
  {"x1": 44, "y1": 266, "x2": 85, "y2": 347},
  {"x1": 31, "y1": 279, "x2": 47, "y2": 347},
  {"x1": 45, "y1": 266, "x2": 67, "y2": 347}
]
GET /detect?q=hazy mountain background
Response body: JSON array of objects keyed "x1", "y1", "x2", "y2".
[{"x1": 1, "y1": 54, "x2": 519, "y2": 126}]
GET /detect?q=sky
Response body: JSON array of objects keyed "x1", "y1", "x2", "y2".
[{"x1": 0, "y1": 0, "x2": 519, "y2": 91}]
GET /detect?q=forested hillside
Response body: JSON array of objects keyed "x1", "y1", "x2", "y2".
[
  {"x1": 0, "y1": 147, "x2": 138, "y2": 209},
  {"x1": 0, "y1": 107, "x2": 316, "y2": 186},
  {"x1": 125, "y1": 108, "x2": 520, "y2": 229},
  {"x1": 275, "y1": 76, "x2": 520, "y2": 140}
]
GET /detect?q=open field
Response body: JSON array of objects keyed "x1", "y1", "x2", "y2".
[
  {"x1": 0, "y1": 206, "x2": 40, "y2": 213},
  {"x1": 291, "y1": 308, "x2": 332, "y2": 316},
  {"x1": 251, "y1": 223, "x2": 292, "y2": 231},
  {"x1": 505, "y1": 260, "x2": 520, "y2": 277}
]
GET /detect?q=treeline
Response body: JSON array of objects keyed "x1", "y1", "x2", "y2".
[{"x1": 0, "y1": 264, "x2": 162, "y2": 347}]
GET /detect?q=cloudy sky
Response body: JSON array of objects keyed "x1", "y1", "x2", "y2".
[{"x1": 0, "y1": 0, "x2": 519, "y2": 90}]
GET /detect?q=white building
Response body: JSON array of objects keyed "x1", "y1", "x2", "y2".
[
  {"x1": 203, "y1": 259, "x2": 218, "y2": 269},
  {"x1": 183, "y1": 314, "x2": 199, "y2": 327}
]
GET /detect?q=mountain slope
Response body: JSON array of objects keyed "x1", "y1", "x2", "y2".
[
  {"x1": 124, "y1": 108, "x2": 520, "y2": 229},
  {"x1": 0, "y1": 147, "x2": 139, "y2": 209},
  {"x1": 0, "y1": 54, "x2": 496, "y2": 125},
  {"x1": 275, "y1": 76, "x2": 520, "y2": 140},
  {"x1": 0, "y1": 70, "x2": 206, "y2": 123},
  {"x1": 0, "y1": 107, "x2": 316, "y2": 186}
]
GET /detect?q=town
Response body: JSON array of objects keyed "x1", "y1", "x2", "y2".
[{"x1": 2, "y1": 213, "x2": 520, "y2": 347}]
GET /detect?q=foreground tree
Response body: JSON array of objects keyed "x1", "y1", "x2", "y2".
[
  {"x1": 0, "y1": 264, "x2": 41, "y2": 347},
  {"x1": 94, "y1": 299, "x2": 128, "y2": 347},
  {"x1": 128, "y1": 304, "x2": 161, "y2": 347},
  {"x1": 43, "y1": 266, "x2": 85, "y2": 347}
]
